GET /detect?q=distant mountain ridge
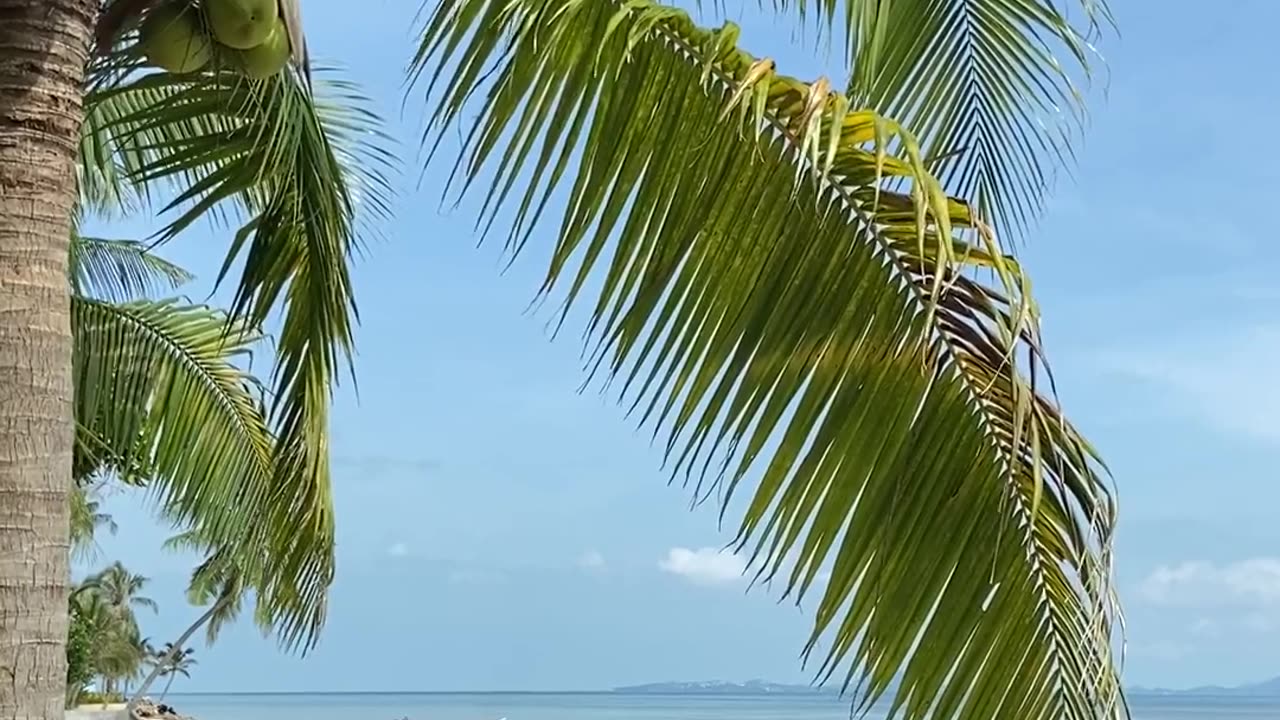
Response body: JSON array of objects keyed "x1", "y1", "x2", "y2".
[
  {"x1": 612, "y1": 680, "x2": 836, "y2": 695},
  {"x1": 1130, "y1": 676, "x2": 1280, "y2": 697}
]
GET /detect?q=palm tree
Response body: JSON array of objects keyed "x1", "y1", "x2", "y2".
[
  {"x1": 67, "y1": 228, "x2": 354, "y2": 707},
  {"x1": 0, "y1": 0, "x2": 389, "y2": 712},
  {"x1": 130, "y1": 531, "x2": 249, "y2": 708},
  {"x1": 410, "y1": 1, "x2": 1122, "y2": 719},
  {"x1": 82, "y1": 562, "x2": 158, "y2": 623},
  {"x1": 71, "y1": 38, "x2": 389, "y2": 646},
  {"x1": 144, "y1": 643, "x2": 196, "y2": 700},
  {"x1": 71, "y1": 561, "x2": 155, "y2": 699},
  {"x1": 70, "y1": 574, "x2": 153, "y2": 698},
  {"x1": 68, "y1": 224, "x2": 372, "y2": 710},
  {"x1": 63, "y1": 225, "x2": 351, "y2": 705},
  {"x1": 0, "y1": 2, "x2": 101, "y2": 709}
]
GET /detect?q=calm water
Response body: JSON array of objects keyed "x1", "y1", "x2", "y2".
[{"x1": 165, "y1": 692, "x2": 1280, "y2": 720}]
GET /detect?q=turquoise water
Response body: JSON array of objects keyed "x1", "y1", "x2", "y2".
[{"x1": 165, "y1": 692, "x2": 1280, "y2": 720}]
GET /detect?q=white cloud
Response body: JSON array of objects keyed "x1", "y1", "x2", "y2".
[
  {"x1": 577, "y1": 550, "x2": 606, "y2": 571},
  {"x1": 387, "y1": 542, "x2": 409, "y2": 558},
  {"x1": 1094, "y1": 326, "x2": 1280, "y2": 443},
  {"x1": 1140, "y1": 558, "x2": 1280, "y2": 608},
  {"x1": 659, "y1": 547, "x2": 745, "y2": 586}
]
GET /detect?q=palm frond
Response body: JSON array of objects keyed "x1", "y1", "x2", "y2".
[
  {"x1": 779, "y1": 0, "x2": 1112, "y2": 238},
  {"x1": 77, "y1": 52, "x2": 396, "y2": 652},
  {"x1": 410, "y1": 2, "x2": 1122, "y2": 719},
  {"x1": 164, "y1": 530, "x2": 252, "y2": 645},
  {"x1": 70, "y1": 233, "x2": 194, "y2": 301},
  {"x1": 73, "y1": 294, "x2": 335, "y2": 652},
  {"x1": 184, "y1": 544, "x2": 249, "y2": 645},
  {"x1": 79, "y1": 73, "x2": 145, "y2": 218},
  {"x1": 70, "y1": 484, "x2": 119, "y2": 562},
  {"x1": 73, "y1": 296, "x2": 270, "y2": 499}
]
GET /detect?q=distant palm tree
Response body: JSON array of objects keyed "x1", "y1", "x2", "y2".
[
  {"x1": 146, "y1": 640, "x2": 195, "y2": 696},
  {"x1": 131, "y1": 536, "x2": 246, "y2": 708},
  {"x1": 71, "y1": 584, "x2": 152, "y2": 697},
  {"x1": 83, "y1": 562, "x2": 158, "y2": 624}
]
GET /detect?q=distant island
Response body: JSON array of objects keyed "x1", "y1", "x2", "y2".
[
  {"x1": 613, "y1": 680, "x2": 836, "y2": 695},
  {"x1": 1130, "y1": 676, "x2": 1280, "y2": 698}
]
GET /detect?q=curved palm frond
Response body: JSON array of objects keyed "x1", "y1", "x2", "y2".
[
  {"x1": 770, "y1": 0, "x2": 1112, "y2": 238},
  {"x1": 75, "y1": 38, "x2": 397, "y2": 651},
  {"x1": 73, "y1": 299, "x2": 281, "y2": 571},
  {"x1": 72, "y1": 293, "x2": 334, "y2": 653},
  {"x1": 410, "y1": 2, "x2": 1122, "y2": 719},
  {"x1": 73, "y1": 297, "x2": 270, "y2": 494},
  {"x1": 70, "y1": 233, "x2": 194, "y2": 301}
]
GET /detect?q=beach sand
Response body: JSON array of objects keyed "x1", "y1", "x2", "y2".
[{"x1": 66, "y1": 703, "x2": 128, "y2": 720}]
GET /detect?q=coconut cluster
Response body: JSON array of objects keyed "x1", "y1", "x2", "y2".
[{"x1": 139, "y1": 0, "x2": 290, "y2": 78}]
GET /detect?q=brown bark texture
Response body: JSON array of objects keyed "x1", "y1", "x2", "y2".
[{"x1": 0, "y1": 0, "x2": 95, "y2": 718}]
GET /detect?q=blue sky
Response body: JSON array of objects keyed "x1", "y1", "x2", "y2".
[{"x1": 85, "y1": 0, "x2": 1280, "y2": 695}]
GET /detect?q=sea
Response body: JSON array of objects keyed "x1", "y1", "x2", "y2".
[{"x1": 166, "y1": 692, "x2": 1280, "y2": 720}]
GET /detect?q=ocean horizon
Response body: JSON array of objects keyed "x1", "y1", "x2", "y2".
[{"x1": 156, "y1": 691, "x2": 1280, "y2": 719}]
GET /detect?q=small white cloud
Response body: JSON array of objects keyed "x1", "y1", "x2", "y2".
[
  {"x1": 387, "y1": 542, "x2": 409, "y2": 558},
  {"x1": 659, "y1": 547, "x2": 745, "y2": 586},
  {"x1": 1140, "y1": 558, "x2": 1280, "y2": 608},
  {"x1": 577, "y1": 550, "x2": 606, "y2": 571}
]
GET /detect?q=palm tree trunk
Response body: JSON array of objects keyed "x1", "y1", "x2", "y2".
[
  {"x1": 159, "y1": 674, "x2": 175, "y2": 701},
  {"x1": 129, "y1": 600, "x2": 224, "y2": 709},
  {"x1": 0, "y1": 0, "x2": 97, "y2": 718}
]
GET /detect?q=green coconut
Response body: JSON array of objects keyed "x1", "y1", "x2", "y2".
[
  {"x1": 139, "y1": 2, "x2": 213, "y2": 74},
  {"x1": 204, "y1": 0, "x2": 277, "y2": 50},
  {"x1": 233, "y1": 16, "x2": 290, "y2": 78}
]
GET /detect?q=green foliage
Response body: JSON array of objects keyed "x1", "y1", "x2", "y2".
[
  {"x1": 76, "y1": 691, "x2": 125, "y2": 706},
  {"x1": 147, "y1": 642, "x2": 198, "y2": 699},
  {"x1": 69, "y1": 484, "x2": 117, "y2": 561},
  {"x1": 410, "y1": 0, "x2": 1122, "y2": 718},
  {"x1": 66, "y1": 603, "x2": 96, "y2": 707},
  {"x1": 66, "y1": 235, "x2": 271, "y2": 705},
  {"x1": 69, "y1": 236, "x2": 193, "y2": 303},
  {"x1": 71, "y1": 566, "x2": 157, "y2": 698},
  {"x1": 829, "y1": 0, "x2": 1113, "y2": 238},
  {"x1": 77, "y1": 0, "x2": 397, "y2": 650},
  {"x1": 166, "y1": 531, "x2": 250, "y2": 644}
]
